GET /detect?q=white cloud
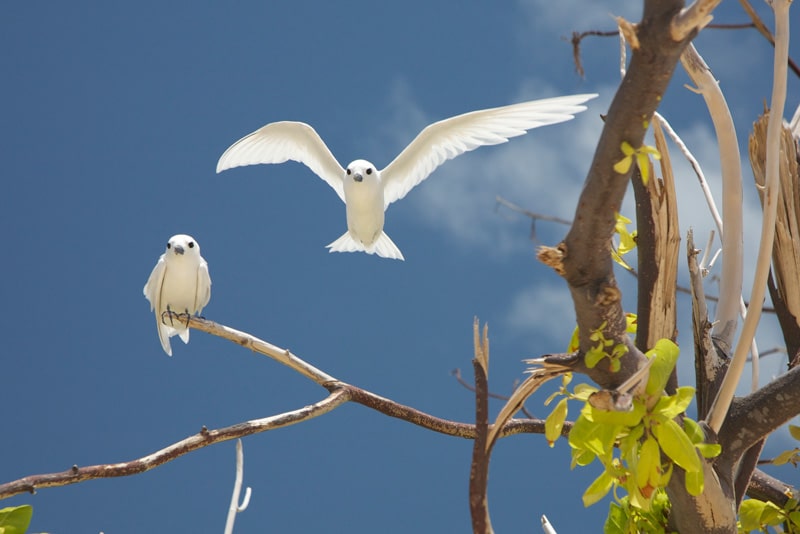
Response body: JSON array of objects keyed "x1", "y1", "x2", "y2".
[
  {"x1": 506, "y1": 283, "x2": 577, "y2": 343},
  {"x1": 515, "y1": 0, "x2": 639, "y2": 35}
]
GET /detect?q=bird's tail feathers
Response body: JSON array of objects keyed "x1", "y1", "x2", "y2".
[
  {"x1": 178, "y1": 329, "x2": 191, "y2": 344},
  {"x1": 326, "y1": 231, "x2": 405, "y2": 261},
  {"x1": 372, "y1": 232, "x2": 405, "y2": 260},
  {"x1": 326, "y1": 232, "x2": 364, "y2": 254},
  {"x1": 157, "y1": 324, "x2": 174, "y2": 357}
]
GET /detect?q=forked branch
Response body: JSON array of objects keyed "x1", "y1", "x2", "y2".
[{"x1": 0, "y1": 315, "x2": 562, "y2": 501}]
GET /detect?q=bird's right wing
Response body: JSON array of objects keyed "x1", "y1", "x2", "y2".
[
  {"x1": 216, "y1": 121, "x2": 346, "y2": 203},
  {"x1": 381, "y1": 94, "x2": 598, "y2": 207},
  {"x1": 143, "y1": 255, "x2": 172, "y2": 356},
  {"x1": 143, "y1": 255, "x2": 166, "y2": 312}
]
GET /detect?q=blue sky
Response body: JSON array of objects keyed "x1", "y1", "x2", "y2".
[{"x1": 2, "y1": 1, "x2": 798, "y2": 532}]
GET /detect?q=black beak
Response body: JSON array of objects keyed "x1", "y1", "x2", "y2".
[
  {"x1": 353, "y1": 172, "x2": 363, "y2": 183},
  {"x1": 173, "y1": 245, "x2": 185, "y2": 255}
]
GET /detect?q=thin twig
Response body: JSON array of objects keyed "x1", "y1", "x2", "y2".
[
  {"x1": 495, "y1": 196, "x2": 781, "y2": 312},
  {"x1": 569, "y1": 19, "x2": 800, "y2": 79},
  {"x1": 451, "y1": 368, "x2": 535, "y2": 419},
  {"x1": 224, "y1": 439, "x2": 251, "y2": 534},
  {"x1": 738, "y1": 0, "x2": 800, "y2": 77}
]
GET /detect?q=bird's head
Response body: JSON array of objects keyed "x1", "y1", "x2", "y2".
[
  {"x1": 345, "y1": 159, "x2": 377, "y2": 183},
  {"x1": 166, "y1": 234, "x2": 200, "y2": 258}
]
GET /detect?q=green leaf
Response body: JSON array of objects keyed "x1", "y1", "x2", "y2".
[
  {"x1": 772, "y1": 448, "x2": 800, "y2": 466},
  {"x1": 695, "y1": 442, "x2": 722, "y2": 459},
  {"x1": 637, "y1": 153, "x2": 651, "y2": 185},
  {"x1": 682, "y1": 417, "x2": 704, "y2": 444},
  {"x1": 644, "y1": 339, "x2": 680, "y2": 397},
  {"x1": 583, "y1": 399, "x2": 646, "y2": 428},
  {"x1": 624, "y1": 313, "x2": 638, "y2": 334},
  {"x1": 583, "y1": 469, "x2": 615, "y2": 507},
  {"x1": 739, "y1": 499, "x2": 768, "y2": 530},
  {"x1": 652, "y1": 418, "x2": 702, "y2": 473},
  {"x1": 571, "y1": 447, "x2": 597, "y2": 468},
  {"x1": 545, "y1": 398, "x2": 568, "y2": 447},
  {"x1": 604, "y1": 501, "x2": 628, "y2": 534},
  {"x1": 566, "y1": 325, "x2": 580, "y2": 352},
  {"x1": 760, "y1": 500, "x2": 785, "y2": 525},
  {"x1": 0, "y1": 505, "x2": 33, "y2": 534},
  {"x1": 635, "y1": 436, "x2": 660, "y2": 490},
  {"x1": 571, "y1": 383, "x2": 598, "y2": 401},
  {"x1": 585, "y1": 346, "x2": 607, "y2": 369},
  {"x1": 684, "y1": 468, "x2": 704, "y2": 497},
  {"x1": 568, "y1": 414, "x2": 620, "y2": 459},
  {"x1": 652, "y1": 387, "x2": 695, "y2": 419},
  {"x1": 681, "y1": 417, "x2": 722, "y2": 458},
  {"x1": 788, "y1": 509, "x2": 800, "y2": 527},
  {"x1": 620, "y1": 141, "x2": 635, "y2": 156},
  {"x1": 789, "y1": 424, "x2": 800, "y2": 441},
  {"x1": 613, "y1": 155, "x2": 633, "y2": 175}
]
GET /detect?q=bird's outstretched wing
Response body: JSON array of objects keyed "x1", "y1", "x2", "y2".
[
  {"x1": 217, "y1": 121, "x2": 347, "y2": 203},
  {"x1": 380, "y1": 94, "x2": 598, "y2": 207}
]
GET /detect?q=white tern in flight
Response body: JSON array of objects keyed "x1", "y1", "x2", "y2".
[
  {"x1": 216, "y1": 93, "x2": 597, "y2": 260},
  {"x1": 143, "y1": 234, "x2": 212, "y2": 356}
]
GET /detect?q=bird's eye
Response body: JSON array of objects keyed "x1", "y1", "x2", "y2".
[
  {"x1": 166, "y1": 242, "x2": 171, "y2": 249},
  {"x1": 188, "y1": 242, "x2": 195, "y2": 248},
  {"x1": 366, "y1": 168, "x2": 373, "y2": 175},
  {"x1": 346, "y1": 169, "x2": 351, "y2": 175}
]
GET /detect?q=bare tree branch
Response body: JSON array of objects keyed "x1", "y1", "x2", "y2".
[
  {"x1": 680, "y1": 43, "x2": 744, "y2": 353},
  {"x1": 706, "y1": 0, "x2": 792, "y2": 434},
  {"x1": 469, "y1": 320, "x2": 493, "y2": 533},
  {"x1": 451, "y1": 368, "x2": 535, "y2": 419},
  {"x1": 718, "y1": 364, "x2": 800, "y2": 462},
  {"x1": 687, "y1": 230, "x2": 727, "y2": 419},
  {"x1": 0, "y1": 315, "x2": 569, "y2": 501},
  {"x1": 0, "y1": 389, "x2": 350, "y2": 500},
  {"x1": 750, "y1": 114, "x2": 800, "y2": 361},
  {"x1": 569, "y1": 12, "x2": 800, "y2": 79},
  {"x1": 632, "y1": 114, "x2": 680, "y2": 361},
  {"x1": 738, "y1": 0, "x2": 800, "y2": 77},
  {"x1": 747, "y1": 469, "x2": 799, "y2": 508},
  {"x1": 671, "y1": 0, "x2": 721, "y2": 40},
  {"x1": 495, "y1": 195, "x2": 778, "y2": 315},
  {"x1": 550, "y1": 0, "x2": 696, "y2": 390}
]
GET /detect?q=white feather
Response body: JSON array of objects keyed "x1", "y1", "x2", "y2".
[
  {"x1": 217, "y1": 121, "x2": 346, "y2": 203},
  {"x1": 381, "y1": 94, "x2": 598, "y2": 206}
]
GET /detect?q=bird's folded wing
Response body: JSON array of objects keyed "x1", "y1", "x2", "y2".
[
  {"x1": 143, "y1": 256, "x2": 166, "y2": 312},
  {"x1": 195, "y1": 260, "x2": 212, "y2": 313},
  {"x1": 216, "y1": 121, "x2": 346, "y2": 203},
  {"x1": 381, "y1": 94, "x2": 598, "y2": 207}
]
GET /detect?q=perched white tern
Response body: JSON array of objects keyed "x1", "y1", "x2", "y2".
[
  {"x1": 143, "y1": 234, "x2": 212, "y2": 356},
  {"x1": 216, "y1": 93, "x2": 597, "y2": 260}
]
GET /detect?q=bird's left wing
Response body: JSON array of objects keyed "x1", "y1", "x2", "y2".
[
  {"x1": 217, "y1": 121, "x2": 346, "y2": 203},
  {"x1": 381, "y1": 94, "x2": 598, "y2": 207},
  {"x1": 195, "y1": 259, "x2": 212, "y2": 314}
]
